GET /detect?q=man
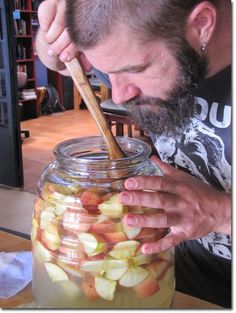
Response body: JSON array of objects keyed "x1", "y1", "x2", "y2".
[{"x1": 36, "y1": 0, "x2": 231, "y2": 307}]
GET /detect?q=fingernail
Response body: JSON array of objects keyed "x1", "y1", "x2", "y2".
[
  {"x1": 142, "y1": 245, "x2": 153, "y2": 255},
  {"x1": 120, "y1": 192, "x2": 132, "y2": 204},
  {"x1": 47, "y1": 49, "x2": 54, "y2": 56},
  {"x1": 60, "y1": 52, "x2": 69, "y2": 62},
  {"x1": 126, "y1": 178, "x2": 137, "y2": 189},
  {"x1": 127, "y1": 215, "x2": 137, "y2": 226}
]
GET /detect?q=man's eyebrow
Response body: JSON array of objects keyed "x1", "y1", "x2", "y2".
[{"x1": 107, "y1": 62, "x2": 150, "y2": 74}]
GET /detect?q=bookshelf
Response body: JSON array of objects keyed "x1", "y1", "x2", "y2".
[{"x1": 13, "y1": 0, "x2": 39, "y2": 119}]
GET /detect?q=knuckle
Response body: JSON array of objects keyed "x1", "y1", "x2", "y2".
[
  {"x1": 153, "y1": 194, "x2": 165, "y2": 208},
  {"x1": 154, "y1": 177, "x2": 165, "y2": 191}
]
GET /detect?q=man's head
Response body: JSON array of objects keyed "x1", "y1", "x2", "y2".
[{"x1": 66, "y1": 0, "x2": 220, "y2": 135}]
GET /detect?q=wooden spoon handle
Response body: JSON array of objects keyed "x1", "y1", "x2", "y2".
[{"x1": 65, "y1": 58, "x2": 125, "y2": 159}]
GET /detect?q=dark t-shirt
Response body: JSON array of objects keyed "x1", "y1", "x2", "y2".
[
  {"x1": 150, "y1": 66, "x2": 232, "y2": 307},
  {"x1": 93, "y1": 65, "x2": 232, "y2": 307}
]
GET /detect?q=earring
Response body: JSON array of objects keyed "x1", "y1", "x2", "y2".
[{"x1": 201, "y1": 42, "x2": 206, "y2": 53}]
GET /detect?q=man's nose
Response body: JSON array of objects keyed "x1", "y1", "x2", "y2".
[{"x1": 109, "y1": 74, "x2": 140, "y2": 104}]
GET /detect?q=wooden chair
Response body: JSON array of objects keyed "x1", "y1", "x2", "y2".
[{"x1": 100, "y1": 99, "x2": 144, "y2": 137}]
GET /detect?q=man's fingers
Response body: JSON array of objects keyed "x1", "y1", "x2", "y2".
[
  {"x1": 38, "y1": 0, "x2": 57, "y2": 32},
  {"x1": 48, "y1": 28, "x2": 71, "y2": 56},
  {"x1": 124, "y1": 175, "x2": 180, "y2": 194},
  {"x1": 124, "y1": 211, "x2": 180, "y2": 228},
  {"x1": 141, "y1": 232, "x2": 184, "y2": 255}
]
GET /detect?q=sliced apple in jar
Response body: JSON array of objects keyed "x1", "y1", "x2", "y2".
[
  {"x1": 33, "y1": 240, "x2": 52, "y2": 263},
  {"x1": 104, "y1": 259, "x2": 129, "y2": 280},
  {"x1": 40, "y1": 207, "x2": 56, "y2": 230},
  {"x1": 122, "y1": 217, "x2": 142, "y2": 239},
  {"x1": 94, "y1": 276, "x2": 117, "y2": 301},
  {"x1": 80, "y1": 259, "x2": 105, "y2": 273},
  {"x1": 45, "y1": 262, "x2": 69, "y2": 282},
  {"x1": 42, "y1": 224, "x2": 61, "y2": 251},
  {"x1": 78, "y1": 233, "x2": 107, "y2": 256},
  {"x1": 98, "y1": 194, "x2": 127, "y2": 218},
  {"x1": 108, "y1": 240, "x2": 139, "y2": 259},
  {"x1": 119, "y1": 266, "x2": 149, "y2": 287},
  {"x1": 133, "y1": 271, "x2": 160, "y2": 298}
]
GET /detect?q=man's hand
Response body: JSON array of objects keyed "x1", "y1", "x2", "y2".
[
  {"x1": 36, "y1": 0, "x2": 92, "y2": 74},
  {"x1": 119, "y1": 156, "x2": 231, "y2": 255}
]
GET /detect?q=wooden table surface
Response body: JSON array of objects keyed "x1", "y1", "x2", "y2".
[{"x1": 0, "y1": 230, "x2": 221, "y2": 309}]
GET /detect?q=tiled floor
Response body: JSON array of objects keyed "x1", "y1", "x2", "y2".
[{"x1": 0, "y1": 108, "x2": 145, "y2": 235}]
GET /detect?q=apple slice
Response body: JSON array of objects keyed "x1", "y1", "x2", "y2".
[
  {"x1": 34, "y1": 240, "x2": 52, "y2": 263},
  {"x1": 134, "y1": 271, "x2": 160, "y2": 298},
  {"x1": 42, "y1": 224, "x2": 61, "y2": 251},
  {"x1": 122, "y1": 217, "x2": 142, "y2": 239},
  {"x1": 108, "y1": 240, "x2": 139, "y2": 259},
  {"x1": 103, "y1": 231, "x2": 128, "y2": 243},
  {"x1": 80, "y1": 190, "x2": 103, "y2": 206},
  {"x1": 62, "y1": 208, "x2": 99, "y2": 233},
  {"x1": 90, "y1": 222, "x2": 117, "y2": 234},
  {"x1": 104, "y1": 259, "x2": 129, "y2": 280},
  {"x1": 80, "y1": 260, "x2": 105, "y2": 273},
  {"x1": 78, "y1": 233, "x2": 107, "y2": 256},
  {"x1": 132, "y1": 253, "x2": 153, "y2": 266},
  {"x1": 34, "y1": 198, "x2": 45, "y2": 218},
  {"x1": 40, "y1": 207, "x2": 56, "y2": 230},
  {"x1": 31, "y1": 218, "x2": 39, "y2": 241},
  {"x1": 98, "y1": 194, "x2": 127, "y2": 218},
  {"x1": 57, "y1": 262, "x2": 83, "y2": 278},
  {"x1": 119, "y1": 266, "x2": 149, "y2": 287},
  {"x1": 48, "y1": 182, "x2": 82, "y2": 195},
  {"x1": 147, "y1": 259, "x2": 169, "y2": 280},
  {"x1": 94, "y1": 276, "x2": 117, "y2": 301},
  {"x1": 45, "y1": 262, "x2": 69, "y2": 282}
]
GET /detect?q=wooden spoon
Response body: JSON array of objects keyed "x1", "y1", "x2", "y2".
[{"x1": 65, "y1": 58, "x2": 125, "y2": 159}]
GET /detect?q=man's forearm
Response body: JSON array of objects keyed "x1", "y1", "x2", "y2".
[{"x1": 215, "y1": 191, "x2": 231, "y2": 235}]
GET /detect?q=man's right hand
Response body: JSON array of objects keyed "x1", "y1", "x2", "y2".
[{"x1": 36, "y1": 0, "x2": 92, "y2": 75}]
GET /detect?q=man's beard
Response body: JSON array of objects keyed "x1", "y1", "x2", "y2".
[{"x1": 124, "y1": 43, "x2": 208, "y2": 136}]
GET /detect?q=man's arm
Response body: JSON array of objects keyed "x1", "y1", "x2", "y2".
[
  {"x1": 36, "y1": 0, "x2": 92, "y2": 75},
  {"x1": 119, "y1": 156, "x2": 231, "y2": 255}
]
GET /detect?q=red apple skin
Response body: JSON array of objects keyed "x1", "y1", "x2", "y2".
[
  {"x1": 82, "y1": 277, "x2": 100, "y2": 301},
  {"x1": 90, "y1": 222, "x2": 117, "y2": 234},
  {"x1": 135, "y1": 228, "x2": 167, "y2": 243},
  {"x1": 102, "y1": 232, "x2": 128, "y2": 244},
  {"x1": 147, "y1": 259, "x2": 170, "y2": 280},
  {"x1": 80, "y1": 191, "x2": 103, "y2": 206},
  {"x1": 133, "y1": 273, "x2": 160, "y2": 298}
]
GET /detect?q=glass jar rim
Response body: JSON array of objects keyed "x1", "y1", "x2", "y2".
[{"x1": 53, "y1": 136, "x2": 151, "y2": 169}]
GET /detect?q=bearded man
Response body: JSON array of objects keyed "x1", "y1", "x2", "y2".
[{"x1": 36, "y1": 0, "x2": 231, "y2": 307}]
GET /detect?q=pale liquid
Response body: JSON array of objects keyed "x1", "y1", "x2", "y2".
[{"x1": 32, "y1": 257, "x2": 175, "y2": 309}]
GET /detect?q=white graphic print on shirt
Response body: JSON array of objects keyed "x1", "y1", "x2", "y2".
[{"x1": 151, "y1": 96, "x2": 231, "y2": 260}]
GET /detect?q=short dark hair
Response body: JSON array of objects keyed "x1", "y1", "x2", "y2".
[{"x1": 66, "y1": 0, "x2": 219, "y2": 49}]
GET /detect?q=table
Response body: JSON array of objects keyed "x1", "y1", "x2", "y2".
[{"x1": 0, "y1": 230, "x2": 221, "y2": 309}]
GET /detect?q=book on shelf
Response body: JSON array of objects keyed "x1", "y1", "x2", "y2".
[
  {"x1": 14, "y1": 19, "x2": 27, "y2": 35},
  {"x1": 19, "y1": 88, "x2": 37, "y2": 100},
  {"x1": 16, "y1": 43, "x2": 27, "y2": 60},
  {"x1": 14, "y1": 0, "x2": 26, "y2": 10}
]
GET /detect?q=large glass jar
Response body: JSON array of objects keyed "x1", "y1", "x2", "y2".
[{"x1": 31, "y1": 136, "x2": 175, "y2": 308}]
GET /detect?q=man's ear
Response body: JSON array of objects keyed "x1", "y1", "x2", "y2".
[{"x1": 186, "y1": 1, "x2": 217, "y2": 52}]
